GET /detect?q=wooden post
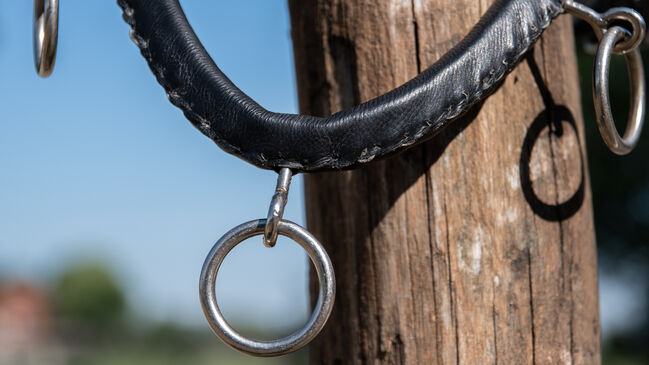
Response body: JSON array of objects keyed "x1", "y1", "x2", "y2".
[{"x1": 288, "y1": 1, "x2": 601, "y2": 363}]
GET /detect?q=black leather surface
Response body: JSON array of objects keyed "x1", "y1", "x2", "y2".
[{"x1": 117, "y1": 0, "x2": 564, "y2": 172}]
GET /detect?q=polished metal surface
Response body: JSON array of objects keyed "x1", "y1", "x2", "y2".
[
  {"x1": 594, "y1": 26, "x2": 646, "y2": 155},
  {"x1": 564, "y1": 1, "x2": 646, "y2": 55},
  {"x1": 564, "y1": 2, "x2": 646, "y2": 154},
  {"x1": 33, "y1": 0, "x2": 59, "y2": 77},
  {"x1": 199, "y1": 219, "x2": 335, "y2": 357},
  {"x1": 564, "y1": 0, "x2": 607, "y2": 39},
  {"x1": 264, "y1": 168, "x2": 292, "y2": 248},
  {"x1": 603, "y1": 8, "x2": 646, "y2": 54}
]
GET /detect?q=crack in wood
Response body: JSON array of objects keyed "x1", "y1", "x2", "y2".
[{"x1": 290, "y1": 1, "x2": 600, "y2": 363}]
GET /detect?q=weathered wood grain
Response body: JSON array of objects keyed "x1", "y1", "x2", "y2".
[{"x1": 288, "y1": 1, "x2": 601, "y2": 363}]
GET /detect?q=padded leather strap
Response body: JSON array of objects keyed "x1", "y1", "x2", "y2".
[{"x1": 117, "y1": 0, "x2": 563, "y2": 172}]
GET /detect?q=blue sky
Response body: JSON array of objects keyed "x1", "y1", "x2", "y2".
[{"x1": 0, "y1": 0, "x2": 309, "y2": 332}]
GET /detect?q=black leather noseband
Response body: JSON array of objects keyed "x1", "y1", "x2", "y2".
[{"x1": 117, "y1": 0, "x2": 564, "y2": 172}]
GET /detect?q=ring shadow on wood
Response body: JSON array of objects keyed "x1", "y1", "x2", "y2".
[
  {"x1": 305, "y1": 54, "x2": 588, "y2": 364},
  {"x1": 358, "y1": 50, "x2": 587, "y2": 230},
  {"x1": 300, "y1": 6, "x2": 595, "y2": 362},
  {"x1": 519, "y1": 53, "x2": 585, "y2": 222}
]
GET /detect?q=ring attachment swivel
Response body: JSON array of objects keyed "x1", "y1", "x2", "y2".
[
  {"x1": 264, "y1": 168, "x2": 292, "y2": 247},
  {"x1": 564, "y1": 1, "x2": 646, "y2": 155}
]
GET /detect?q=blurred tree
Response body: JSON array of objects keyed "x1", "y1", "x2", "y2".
[
  {"x1": 53, "y1": 263, "x2": 125, "y2": 327},
  {"x1": 574, "y1": 1, "x2": 649, "y2": 363},
  {"x1": 577, "y1": 1, "x2": 649, "y2": 259}
]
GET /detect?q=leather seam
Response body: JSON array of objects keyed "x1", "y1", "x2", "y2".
[{"x1": 118, "y1": 0, "x2": 564, "y2": 172}]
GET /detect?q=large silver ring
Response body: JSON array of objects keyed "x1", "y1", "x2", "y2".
[
  {"x1": 594, "y1": 26, "x2": 646, "y2": 155},
  {"x1": 199, "y1": 219, "x2": 335, "y2": 357},
  {"x1": 33, "y1": 0, "x2": 59, "y2": 77}
]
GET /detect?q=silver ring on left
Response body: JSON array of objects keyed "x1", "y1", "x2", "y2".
[
  {"x1": 33, "y1": 0, "x2": 59, "y2": 77},
  {"x1": 199, "y1": 219, "x2": 335, "y2": 357}
]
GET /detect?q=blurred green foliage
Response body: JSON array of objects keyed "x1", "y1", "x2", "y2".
[
  {"x1": 64, "y1": 323, "x2": 308, "y2": 365},
  {"x1": 53, "y1": 263, "x2": 125, "y2": 327},
  {"x1": 578, "y1": 48, "x2": 649, "y2": 260},
  {"x1": 48, "y1": 262, "x2": 306, "y2": 364},
  {"x1": 575, "y1": 1, "x2": 649, "y2": 363}
]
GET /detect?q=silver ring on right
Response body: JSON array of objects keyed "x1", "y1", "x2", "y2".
[{"x1": 594, "y1": 25, "x2": 646, "y2": 155}]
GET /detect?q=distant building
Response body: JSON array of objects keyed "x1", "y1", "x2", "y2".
[{"x1": 0, "y1": 282, "x2": 64, "y2": 365}]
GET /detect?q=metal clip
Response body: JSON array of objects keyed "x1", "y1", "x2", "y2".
[
  {"x1": 264, "y1": 168, "x2": 292, "y2": 247},
  {"x1": 564, "y1": 1, "x2": 646, "y2": 55}
]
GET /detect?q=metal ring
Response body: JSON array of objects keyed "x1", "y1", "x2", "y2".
[
  {"x1": 594, "y1": 26, "x2": 646, "y2": 155},
  {"x1": 33, "y1": 0, "x2": 59, "y2": 77},
  {"x1": 564, "y1": 3, "x2": 646, "y2": 55},
  {"x1": 603, "y1": 8, "x2": 647, "y2": 55},
  {"x1": 199, "y1": 219, "x2": 335, "y2": 357}
]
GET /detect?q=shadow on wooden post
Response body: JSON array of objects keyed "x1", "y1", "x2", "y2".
[{"x1": 289, "y1": 0, "x2": 601, "y2": 363}]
